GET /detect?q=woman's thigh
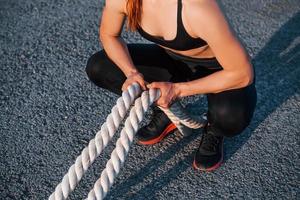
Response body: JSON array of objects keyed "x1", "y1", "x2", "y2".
[
  {"x1": 207, "y1": 83, "x2": 257, "y2": 137},
  {"x1": 185, "y1": 61, "x2": 257, "y2": 137},
  {"x1": 85, "y1": 43, "x2": 189, "y2": 95}
]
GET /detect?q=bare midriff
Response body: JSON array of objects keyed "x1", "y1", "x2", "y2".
[{"x1": 158, "y1": 44, "x2": 216, "y2": 59}]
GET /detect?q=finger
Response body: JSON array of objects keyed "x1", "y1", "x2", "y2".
[
  {"x1": 157, "y1": 99, "x2": 165, "y2": 108},
  {"x1": 158, "y1": 102, "x2": 169, "y2": 109},
  {"x1": 163, "y1": 104, "x2": 169, "y2": 109},
  {"x1": 147, "y1": 82, "x2": 158, "y2": 89},
  {"x1": 122, "y1": 85, "x2": 126, "y2": 92},
  {"x1": 161, "y1": 97, "x2": 173, "y2": 108},
  {"x1": 138, "y1": 80, "x2": 147, "y2": 90},
  {"x1": 122, "y1": 81, "x2": 129, "y2": 91},
  {"x1": 142, "y1": 80, "x2": 148, "y2": 90}
]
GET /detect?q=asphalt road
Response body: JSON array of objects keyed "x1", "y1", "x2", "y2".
[{"x1": 0, "y1": 0, "x2": 299, "y2": 199}]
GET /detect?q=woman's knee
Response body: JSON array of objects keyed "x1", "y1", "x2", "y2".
[
  {"x1": 85, "y1": 50, "x2": 126, "y2": 95},
  {"x1": 213, "y1": 107, "x2": 253, "y2": 137},
  {"x1": 208, "y1": 85, "x2": 257, "y2": 137},
  {"x1": 85, "y1": 50, "x2": 107, "y2": 83}
]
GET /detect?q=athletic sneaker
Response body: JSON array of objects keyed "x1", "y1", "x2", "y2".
[
  {"x1": 193, "y1": 124, "x2": 224, "y2": 172},
  {"x1": 136, "y1": 106, "x2": 177, "y2": 145}
]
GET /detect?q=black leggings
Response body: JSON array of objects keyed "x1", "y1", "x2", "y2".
[{"x1": 85, "y1": 43, "x2": 257, "y2": 137}]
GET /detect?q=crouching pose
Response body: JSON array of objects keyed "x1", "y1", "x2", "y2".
[{"x1": 86, "y1": 0, "x2": 257, "y2": 171}]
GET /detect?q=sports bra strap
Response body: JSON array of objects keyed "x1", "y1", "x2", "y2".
[{"x1": 177, "y1": 0, "x2": 183, "y2": 30}]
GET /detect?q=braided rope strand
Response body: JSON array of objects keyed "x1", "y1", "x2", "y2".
[
  {"x1": 49, "y1": 83, "x2": 208, "y2": 200},
  {"x1": 85, "y1": 88, "x2": 208, "y2": 200},
  {"x1": 158, "y1": 101, "x2": 206, "y2": 134},
  {"x1": 86, "y1": 89, "x2": 160, "y2": 200},
  {"x1": 49, "y1": 83, "x2": 141, "y2": 200}
]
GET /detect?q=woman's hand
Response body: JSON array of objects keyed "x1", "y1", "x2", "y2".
[
  {"x1": 122, "y1": 71, "x2": 148, "y2": 92},
  {"x1": 146, "y1": 82, "x2": 180, "y2": 108}
]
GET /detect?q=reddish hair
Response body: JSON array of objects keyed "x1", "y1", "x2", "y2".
[{"x1": 126, "y1": 0, "x2": 143, "y2": 31}]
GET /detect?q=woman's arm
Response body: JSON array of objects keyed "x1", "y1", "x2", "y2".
[
  {"x1": 100, "y1": 0, "x2": 138, "y2": 77},
  {"x1": 175, "y1": 0, "x2": 254, "y2": 97}
]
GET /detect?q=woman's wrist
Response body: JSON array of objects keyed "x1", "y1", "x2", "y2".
[
  {"x1": 173, "y1": 82, "x2": 185, "y2": 98},
  {"x1": 174, "y1": 82, "x2": 199, "y2": 98},
  {"x1": 124, "y1": 68, "x2": 139, "y2": 78}
]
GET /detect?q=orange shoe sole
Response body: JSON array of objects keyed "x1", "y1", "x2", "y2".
[
  {"x1": 138, "y1": 123, "x2": 177, "y2": 145},
  {"x1": 192, "y1": 156, "x2": 223, "y2": 172}
]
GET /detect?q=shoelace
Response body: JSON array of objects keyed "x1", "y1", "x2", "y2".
[
  {"x1": 201, "y1": 127, "x2": 222, "y2": 152},
  {"x1": 148, "y1": 109, "x2": 166, "y2": 129}
]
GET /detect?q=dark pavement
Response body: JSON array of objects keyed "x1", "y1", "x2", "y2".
[{"x1": 0, "y1": 0, "x2": 299, "y2": 199}]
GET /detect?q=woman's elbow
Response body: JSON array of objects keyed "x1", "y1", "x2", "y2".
[
  {"x1": 240, "y1": 67, "x2": 254, "y2": 87},
  {"x1": 241, "y1": 75, "x2": 253, "y2": 87},
  {"x1": 99, "y1": 29, "x2": 106, "y2": 43}
]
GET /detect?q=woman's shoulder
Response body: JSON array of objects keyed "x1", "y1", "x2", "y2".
[
  {"x1": 184, "y1": 0, "x2": 230, "y2": 33},
  {"x1": 104, "y1": 0, "x2": 127, "y2": 14},
  {"x1": 184, "y1": 0, "x2": 221, "y2": 16}
]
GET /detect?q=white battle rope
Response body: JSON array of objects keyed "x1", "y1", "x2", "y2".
[{"x1": 49, "y1": 82, "x2": 207, "y2": 200}]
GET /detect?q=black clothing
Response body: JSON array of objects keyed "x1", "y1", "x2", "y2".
[
  {"x1": 193, "y1": 124, "x2": 224, "y2": 171},
  {"x1": 137, "y1": 0, "x2": 207, "y2": 51},
  {"x1": 136, "y1": 106, "x2": 176, "y2": 145},
  {"x1": 85, "y1": 43, "x2": 257, "y2": 138}
]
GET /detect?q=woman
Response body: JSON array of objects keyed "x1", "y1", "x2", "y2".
[{"x1": 85, "y1": 0, "x2": 257, "y2": 171}]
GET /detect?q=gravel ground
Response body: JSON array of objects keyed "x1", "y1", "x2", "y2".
[{"x1": 0, "y1": 0, "x2": 299, "y2": 199}]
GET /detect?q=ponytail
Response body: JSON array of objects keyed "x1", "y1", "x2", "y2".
[{"x1": 126, "y1": 0, "x2": 143, "y2": 31}]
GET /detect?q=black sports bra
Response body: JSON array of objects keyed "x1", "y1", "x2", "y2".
[{"x1": 137, "y1": 0, "x2": 207, "y2": 51}]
